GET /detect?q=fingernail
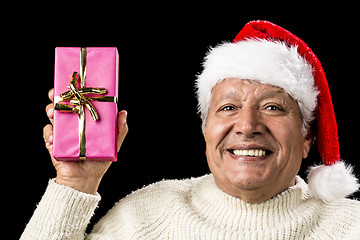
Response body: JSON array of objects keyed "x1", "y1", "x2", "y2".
[
  {"x1": 48, "y1": 135, "x2": 53, "y2": 143},
  {"x1": 48, "y1": 89, "x2": 54, "y2": 99},
  {"x1": 119, "y1": 110, "x2": 127, "y2": 123},
  {"x1": 47, "y1": 108, "x2": 54, "y2": 118}
]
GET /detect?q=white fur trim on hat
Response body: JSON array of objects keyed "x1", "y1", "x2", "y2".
[
  {"x1": 196, "y1": 39, "x2": 319, "y2": 133},
  {"x1": 307, "y1": 161, "x2": 360, "y2": 202}
]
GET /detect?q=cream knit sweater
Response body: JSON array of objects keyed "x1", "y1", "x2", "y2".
[{"x1": 21, "y1": 174, "x2": 360, "y2": 239}]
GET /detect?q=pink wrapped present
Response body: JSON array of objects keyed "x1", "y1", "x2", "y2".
[{"x1": 53, "y1": 47, "x2": 118, "y2": 161}]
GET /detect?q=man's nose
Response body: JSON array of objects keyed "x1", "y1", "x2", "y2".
[{"x1": 233, "y1": 107, "x2": 265, "y2": 138}]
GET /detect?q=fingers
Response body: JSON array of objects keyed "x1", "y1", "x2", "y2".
[
  {"x1": 117, "y1": 110, "x2": 128, "y2": 152},
  {"x1": 44, "y1": 89, "x2": 56, "y2": 165},
  {"x1": 48, "y1": 88, "x2": 54, "y2": 102},
  {"x1": 43, "y1": 124, "x2": 53, "y2": 153},
  {"x1": 46, "y1": 89, "x2": 54, "y2": 124},
  {"x1": 46, "y1": 103, "x2": 54, "y2": 124}
]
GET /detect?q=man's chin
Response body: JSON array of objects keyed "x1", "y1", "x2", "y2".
[{"x1": 227, "y1": 172, "x2": 269, "y2": 191}]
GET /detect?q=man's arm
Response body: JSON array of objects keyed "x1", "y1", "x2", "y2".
[
  {"x1": 20, "y1": 179, "x2": 101, "y2": 240},
  {"x1": 20, "y1": 89, "x2": 128, "y2": 239}
]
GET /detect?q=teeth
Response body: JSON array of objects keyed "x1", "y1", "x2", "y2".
[{"x1": 232, "y1": 149, "x2": 266, "y2": 157}]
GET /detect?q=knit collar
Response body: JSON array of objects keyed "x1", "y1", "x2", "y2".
[{"x1": 191, "y1": 174, "x2": 316, "y2": 231}]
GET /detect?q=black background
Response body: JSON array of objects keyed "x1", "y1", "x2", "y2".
[{"x1": 7, "y1": 7, "x2": 360, "y2": 238}]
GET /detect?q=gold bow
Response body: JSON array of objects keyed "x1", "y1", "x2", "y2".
[{"x1": 54, "y1": 72, "x2": 116, "y2": 121}]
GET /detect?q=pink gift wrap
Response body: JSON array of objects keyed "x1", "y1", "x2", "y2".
[{"x1": 53, "y1": 47, "x2": 119, "y2": 161}]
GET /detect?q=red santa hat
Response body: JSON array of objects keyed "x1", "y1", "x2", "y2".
[{"x1": 196, "y1": 20, "x2": 359, "y2": 202}]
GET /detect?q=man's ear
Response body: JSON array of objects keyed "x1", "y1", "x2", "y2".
[{"x1": 303, "y1": 128, "x2": 314, "y2": 159}]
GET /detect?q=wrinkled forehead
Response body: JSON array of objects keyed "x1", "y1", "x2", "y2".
[{"x1": 211, "y1": 78, "x2": 291, "y2": 103}]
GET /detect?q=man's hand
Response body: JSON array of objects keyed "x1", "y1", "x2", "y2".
[{"x1": 43, "y1": 89, "x2": 128, "y2": 194}]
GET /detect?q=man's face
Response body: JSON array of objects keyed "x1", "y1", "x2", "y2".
[{"x1": 204, "y1": 78, "x2": 313, "y2": 202}]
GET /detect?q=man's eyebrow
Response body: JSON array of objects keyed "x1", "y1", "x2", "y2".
[
  {"x1": 259, "y1": 88, "x2": 287, "y2": 98},
  {"x1": 221, "y1": 91, "x2": 242, "y2": 100}
]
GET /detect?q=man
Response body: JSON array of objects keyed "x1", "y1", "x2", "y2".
[{"x1": 22, "y1": 20, "x2": 360, "y2": 239}]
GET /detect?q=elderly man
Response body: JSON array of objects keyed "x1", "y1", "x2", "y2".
[{"x1": 22, "y1": 21, "x2": 360, "y2": 239}]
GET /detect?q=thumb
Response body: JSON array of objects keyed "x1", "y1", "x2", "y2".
[{"x1": 117, "y1": 110, "x2": 128, "y2": 152}]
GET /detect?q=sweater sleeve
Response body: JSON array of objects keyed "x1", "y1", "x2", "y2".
[{"x1": 20, "y1": 179, "x2": 101, "y2": 240}]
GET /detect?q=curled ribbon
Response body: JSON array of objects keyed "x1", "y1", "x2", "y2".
[
  {"x1": 54, "y1": 47, "x2": 117, "y2": 160},
  {"x1": 54, "y1": 72, "x2": 116, "y2": 121}
]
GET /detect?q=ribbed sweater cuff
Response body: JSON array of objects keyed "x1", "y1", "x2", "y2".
[{"x1": 21, "y1": 179, "x2": 101, "y2": 240}]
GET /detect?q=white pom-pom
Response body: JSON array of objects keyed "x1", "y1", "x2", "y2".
[{"x1": 307, "y1": 161, "x2": 359, "y2": 202}]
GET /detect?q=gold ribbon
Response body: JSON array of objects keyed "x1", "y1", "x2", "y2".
[{"x1": 54, "y1": 47, "x2": 117, "y2": 160}]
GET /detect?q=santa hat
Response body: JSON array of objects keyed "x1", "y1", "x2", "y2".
[{"x1": 196, "y1": 20, "x2": 359, "y2": 202}]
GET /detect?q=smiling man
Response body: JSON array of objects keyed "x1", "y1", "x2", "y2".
[
  {"x1": 204, "y1": 79, "x2": 312, "y2": 203},
  {"x1": 22, "y1": 21, "x2": 360, "y2": 239}
]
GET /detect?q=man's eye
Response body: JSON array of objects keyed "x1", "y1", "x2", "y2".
[
  {"x1": 265, "y1": 105, "x2": 282, "y2": 111},
  {"x1": 221, "y1": 106, "x2": 235, "y2": 111}
]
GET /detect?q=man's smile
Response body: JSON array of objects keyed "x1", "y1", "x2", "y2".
[
  {"x1": 224, "y1": 143, "x2": 274, "y2": 163},
  {"x1": 230, "y1": 149, "x2": 266, "y2": 157}
]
